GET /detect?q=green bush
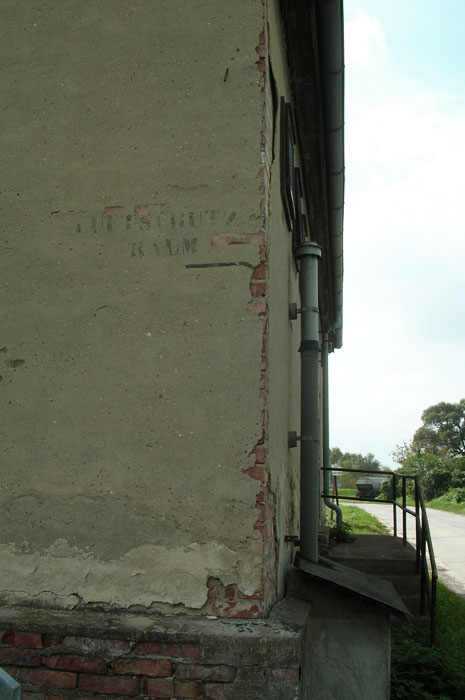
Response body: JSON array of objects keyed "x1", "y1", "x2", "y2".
[
  {"x1": 391, "y1": 582, "x2": 465, "y2": 699},
  {"x1": 380, "y1": 454, "x2": 465, "y2": 503},
  {"x1": 328, "y1": 520, "x2": 355, "y2": 543},
  {"x1": 391, "y1": 626, "x2": 465, "y2": 699},
  {"x1": 437, "y1": 487, "x2": 465, "y2": 504}
]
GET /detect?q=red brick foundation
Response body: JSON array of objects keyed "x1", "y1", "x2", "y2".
[{"x1": 0, "y1": 605, "x2": 302, "y2": 700}]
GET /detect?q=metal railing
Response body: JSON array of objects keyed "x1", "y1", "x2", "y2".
[{"x1": 322, "y1": 467, "x2": 438, "y2": 644}]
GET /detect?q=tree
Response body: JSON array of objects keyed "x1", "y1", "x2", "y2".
[
  {"x1": 390, "y1": 440, "x2": 414, "y2": 466},
  {"x1": 412, "y1": 400, "x2": 465, "y2": 457},
  {"x1": 396, "y1": 453, "x2": 465, "y2": 501},
  {"x1": 329, "y1": 448, "x2": 382, "y2": 489}
]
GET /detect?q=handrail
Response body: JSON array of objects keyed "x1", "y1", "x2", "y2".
[{"x1": 321, "y1": 467, "x2": 438, "y2": 645}]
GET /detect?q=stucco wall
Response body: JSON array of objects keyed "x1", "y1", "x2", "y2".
[
  {"x1": 0, "y1": 0, "x2": 266, "y2": 612},
  {"x1": 265, "y1": 0, "x2": 304, "y2": 598}
]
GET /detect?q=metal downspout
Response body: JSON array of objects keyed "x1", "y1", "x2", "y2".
[
  {"x1": 297, "y1": 242, "x2": 322, "y2": 563},
  {"x1": 322, "y1": 332, "x2": 343, "y2": 527}
]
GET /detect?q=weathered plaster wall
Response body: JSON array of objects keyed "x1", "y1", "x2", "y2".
[
  {"x1": 0, "y1": 0, "x2": 267, "y2": 612},
  {"x1": 265, "y1": 0, "x2": 302, "y2": 599}
]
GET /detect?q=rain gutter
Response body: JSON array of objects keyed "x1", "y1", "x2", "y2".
[{"x1": 316, "y1": 0, "x2": 344, "y2": 349}]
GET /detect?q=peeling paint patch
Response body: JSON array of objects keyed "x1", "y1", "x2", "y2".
[
  {"x1": 133, "y1": 204, "x2": 154, "y2": 216},
  {"x1": 211, "y1": 233, "x2": 264, "y2": 246},
  {"x1": 0, "y1": 539, "x2": 263, "y2": 611},
  {"x1": 102, "y1": 206, "x2": 123, "y2": 216}
]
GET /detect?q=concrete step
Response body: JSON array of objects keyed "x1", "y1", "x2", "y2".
[
  {"x1": 380, "y1": 573, "x2": 420, "y2": 599},
  {"x1": 329, "y1": 535, "x2": 417, "y2": 576},
  {"x1": 328, "y1": 535, "x2": 431, "y2": 630}
]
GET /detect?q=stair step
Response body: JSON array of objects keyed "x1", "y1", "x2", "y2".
[
  {"x1": 329, "y1": 535, "x2": 417, "y2": 576},
  {"x1": 327, "y1": 535, "x2": 431, "y2": 633},
  {"x1": 380, "y1": 573, "x2": 421, "y2": 598}
]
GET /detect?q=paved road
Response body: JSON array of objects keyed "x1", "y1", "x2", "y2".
[{"x1": 345, "y1": 502, "x2": 465, "y2": 597}]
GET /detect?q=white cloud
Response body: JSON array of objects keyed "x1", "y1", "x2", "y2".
[{"x1": 344, "y1": 8, "x2": 387, "y2": 68}]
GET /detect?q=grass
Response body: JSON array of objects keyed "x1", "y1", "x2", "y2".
[
  {"x1": 436, "y1": 580, "x2": 465, "y2": 668},
  {"x1": 373, "y1": 488, "x2": 465, "y2": 515},
  {"x1": 338, "y1": 504, "x2": 389, "y2": 535},
  {"x1": 427, "y1": 491, "x2": 465, "y2": 515},
  {"x1": 334, "y1": 487, "x2": 357, "y2": 499},
  {"x1": 326, "y1": 504, "x2": 388, "y2": 537},
  {"x1": 391, "y1": 583, "x2": 465, "y2": 699}
]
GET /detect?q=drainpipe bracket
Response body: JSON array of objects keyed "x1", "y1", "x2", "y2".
[
  {"x1": 299, "y1": 339, "x2": 321, "y2": 353},
  {"x1": 288, "y1": 431, "x2": 298, "y2": 448},
  {"x1": 289, "y1": 303, "x2": 298, "y2": 320}
]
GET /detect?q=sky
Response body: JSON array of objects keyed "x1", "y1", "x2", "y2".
[{"x1": 330, "y1": 0, "x2": 465, "y2": 467}]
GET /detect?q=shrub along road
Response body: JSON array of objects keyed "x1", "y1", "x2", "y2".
[{"x1": 344, "y1": 502, "x2": 465, "y2": 597}]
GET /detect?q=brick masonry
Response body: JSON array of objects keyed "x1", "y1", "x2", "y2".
[{"x1": 0, "y1": 602, "x2": 303, "y2": 700}]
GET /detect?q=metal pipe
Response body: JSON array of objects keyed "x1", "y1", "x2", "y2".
[
  {"x1": 297, "y1": 241, "x2": 322, "y2": 563},
  {"x1": 415, "y1": 477, "x2": 421, "y2": 573},
  {"x1": 322, "y1": 332, "x2": 342, "y2": 527},
  {"x1": 402, "y1": 476, "x2": 407, "y2": 546}
]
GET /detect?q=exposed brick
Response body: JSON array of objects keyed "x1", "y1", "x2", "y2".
[
  {"x1": 256, "y1": 489, "x2": 265, "y2": 504},
  {"x1": 208, "y1": 601, "x2": 236, "y2": 618},
  {"x1": 46, "y1": 654, "x2": 107, "y2": 674},
  {"x1": 174, "y1": 680, "x2": 204, "y2": 698},
  {"x1": 271, "y1": 668, "x2": 300, "y2": 684},
  {"x1": 247, "y1": 300, "x2": 266, "y2": 315},
  {"x1": 230, "y1": 604, "x2": 261, "y2": 619},
  {"x1": 143, "y1": 677, "x2": 174, "y2": 698},
  {"x1": 256, "y1": 504, "x2": 265, "y2": 522},
  {"x1": 260, "y1": 354, "x2": 267, "y2": 371},
  {"x1": 236, "y1": 588, "x2": 264, "y2": 600},
  {"x1": 64, "y1": 637, "x2": 131, "y2": 658},
  {"x1": 4, "y1": 632, "x2": 43, "y2": 648},
  {"x1": 135, "y1": 642, "x2": 203, "y2": 659},
  {"x1": 210, "y1": 233, "x2": 263, "y2": 247},
  {"x1": 111, "y1": 658, "x2": 172, "y2": 677},
  {"x1": 4, "y1": 667, "x2": 76, "y2": 689},
  {"x1": 223, "y1": 585, "x2": 236, "y2": 599},
  {"x1": 252, "y1": 447, "x2": 266, "y2": 464},
  {"x1": 207, "y1": 579, "x2": 221, "y2": 599},
  {"x1": 42, "y1": 635, "x2": 61, "y2": 648},
  {"x1": 176, "y1": 665, "x2": 236, "y2": 683},
  {"x1": 78, "y1": 673, "x2": 139, "y2": 696},
  {"x1": 0, "y1": 647, "x2": 41, "y2": 666},
  {"x1": 250, "y1": 282, "x2": 266, "y2": 297},
  {"x1": 243, "y1": 466, "x2": 264, "y2": 482},
  {"x1": 206, "y1": 684, "x2": 234, "y2": 700}
]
